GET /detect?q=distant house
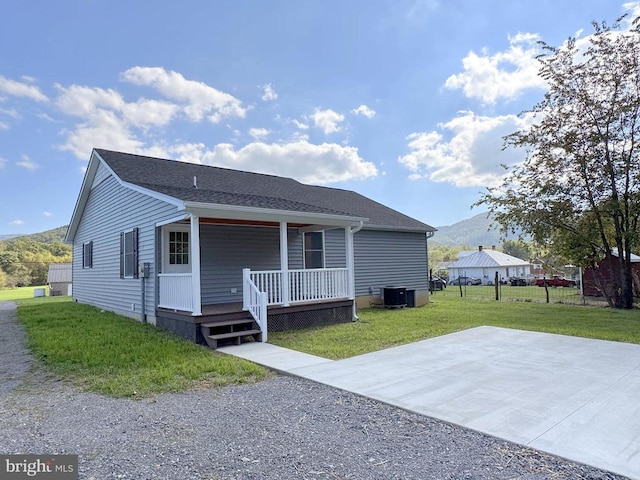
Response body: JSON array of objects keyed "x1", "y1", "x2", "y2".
[
  {"x1": 448, "y1": 246, "x2": 531, "y2": 285},
  {"x1": 65, "y1": 149, "x2": 435, "y2": 348},
  {"x1": 47, "y1": 263, "x2": 72, "y2": 296},
  {"x1": 582, "y1": 250, "x2": 640, "y2": 297}
]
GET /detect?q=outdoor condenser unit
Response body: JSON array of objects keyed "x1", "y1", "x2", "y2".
[{"x1": 383, "y1": 286, "x2": 406, "y2": 308}]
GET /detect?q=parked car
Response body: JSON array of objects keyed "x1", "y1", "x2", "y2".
[
  {"x1": 429, "y1": 275, "x2": 447, "y2": 290},
  {"x1": 532, "y1": 275, "x2": 577, "y2": 287},
  {"x1": 509, "y1": 277, "x2": 528, "y2": 286},
  {"x1": 450, "y1": 276, "x2": 482, "y2": 286}
]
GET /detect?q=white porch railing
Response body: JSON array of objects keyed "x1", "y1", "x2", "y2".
[
  {"x1": 242, "y1": 269, "x2": 268, "y2": 342},
  {"x1": 158, "y1": 273, "x2": 193, "y2": 311},
  {"x1": 288, "y1": 268, "x2": 349, "y2": 303},
  {"x1": 246, "y1": 268, "x2": 349, "y2": 306}
]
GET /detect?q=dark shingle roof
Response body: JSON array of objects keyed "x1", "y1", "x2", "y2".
[{"x1": 95, "y1": 149, "x2": 435, "y2": 232}]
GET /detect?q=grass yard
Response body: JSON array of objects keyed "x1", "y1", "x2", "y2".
[
  {"x1": 269, "y1": 295, "x2": 640, "y2": 359},
  {"x1": 16, "y1": 298, "x2": 269, "y2": 398},
  {"x1": 0, "y1": 285, "x2": 48, "y2": 301}
]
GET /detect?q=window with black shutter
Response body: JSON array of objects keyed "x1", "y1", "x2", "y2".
[{"x1": 120, "y1": 228, "x2": 139, "y2": 278}]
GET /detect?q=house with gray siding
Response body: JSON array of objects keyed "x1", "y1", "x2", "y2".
[{"x1": 66, "y1": 149, "x2": 435, "y2": 348}]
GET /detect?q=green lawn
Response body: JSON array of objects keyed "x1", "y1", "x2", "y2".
[
  {"x1": 0, "y1": 285, "x2": 49, "y2": 301},
  {"x1": 269, "y1": 295, "x2": 640, "y2": 359},
  {"x1": 16, "y1": 298, "x2": 269, "y2": 398}
]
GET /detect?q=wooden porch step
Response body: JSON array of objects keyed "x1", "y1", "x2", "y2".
[
  {"x1": 208, "y1": 329, "x2": 262, "y2": 340},
  {"x1": 200, "y1": 319, "x2": 255, "y2": 328},
  {"x1": 200, "y1": 317, "x2": 262, "y2": 349}
]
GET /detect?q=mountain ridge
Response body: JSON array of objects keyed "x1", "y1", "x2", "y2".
[{"x1": 432, "y1": 212, "x2": 502, "y2": 247}]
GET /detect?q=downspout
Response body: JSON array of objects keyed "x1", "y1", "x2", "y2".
[
  {"x1": 141, "y1": 273, "x2": 146, "y2": 324},
  {"x1": 349, "y1": 221, "x2": 364, "y2": 321}
]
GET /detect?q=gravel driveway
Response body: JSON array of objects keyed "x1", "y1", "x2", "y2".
[{"x1": 0, "y1": 301, "x2": 626, "y2": 479}]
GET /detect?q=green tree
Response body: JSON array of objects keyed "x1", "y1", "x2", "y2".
[
  {"x1": 0, "y1": 237, "x2": 71, "y2": 287},
  {"x1": 478, "y1": 16, "x2": 640, "y2": 309},
  {"x1": 501, "y1": 240, "x2": 533, "y2": 261}
]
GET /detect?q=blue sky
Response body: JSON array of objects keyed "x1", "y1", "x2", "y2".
[{"x1": 0, "y1": 0, "x2": 633, "y2": 235}]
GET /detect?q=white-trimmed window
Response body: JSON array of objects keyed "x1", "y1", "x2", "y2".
[
  {"x1": 169, "y1": 231, "x2": 189, "y2": 265},
  {"x1": 120, "y1": 228, "x2": 139, "y2": 279},
  {"x1": 304, "y1": 231, "x2": 324, "y2": 269},
  {"x1": 82, "y1": 241, "x2": 93, "y2": 268}
]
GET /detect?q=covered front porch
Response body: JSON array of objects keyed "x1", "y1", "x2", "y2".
[{"x1": 154, "y1": 208, "x2": 365, "y2": 346}]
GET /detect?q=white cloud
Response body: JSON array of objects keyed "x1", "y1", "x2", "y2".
[
  {"x1": 200, "y1": 140, "x2": 377, "y2": 184},
  {"x1": 311, "y1": 108, "x2": 344, "y2": 134},
  {"x1": 59, "y1": 109, "x2": 146, "y2": 159},
  {"x1": 43, "y1": 211, "x2": 52, "y2": 217},
  {"x1": 54, "y1": 82, "x2": 182, "y2": 159},
  {"x1": 121, "y1": 98, "x2": 179, "y2": 127},
  {"x1": 444, "y1": 33, "x2": 547, "y2": 104},
  {"x1": 260, "y1": 83, "x2": 278, "y2": 101},
  {"x1": 248, "y1": 127, "x2": 270, "y2": 140},
  {"x1": 623, "y1": 1, "x2": 640, "y2": 19},
  {"x1": 398, "y1": 111, "x2": 532, "y2": 187},
  {"x1": 0, "y1": 122, "x2": 8, "y2": 130},
  {"x1": 9, "y1": 220, "x2": 25, "y2": 226},
  {"x1": 17, "y1": 155, "x2": 38, "y2": 170},
  {"x1": 0, "y1": 75, "x2": 47, "y2": 102},
  {"x1": 0, "y1": 156, "x2": 6, "y2": 167},
  {"x1": 121, "y1": 66, "x2": 246, "y2": 123},
  {"x1": 351, "y1": 104, "x2": 376, "y2": 118},
  {"x1": 0, "y1": 107, "x2": 20, "y2": 119},
  {"x1": 292, "y1": 119, "x2": 309, "y2": 130},
  {"x1": 55, "y1": 84, "x2": 125, "y2": 118}
]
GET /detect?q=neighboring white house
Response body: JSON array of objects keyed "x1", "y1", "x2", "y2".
[{"x1": 448, "y1": 246, "x2": 531, "y2": 285}]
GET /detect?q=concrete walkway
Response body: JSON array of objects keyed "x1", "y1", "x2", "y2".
[{"x1": 220, "y1": 326, "x2": 640, "y2": 479}]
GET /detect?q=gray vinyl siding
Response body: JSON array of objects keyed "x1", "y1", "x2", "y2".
[
  {"x1": 353, "y1": 229, "x2": 428, "y2": 296},
  {"x1": 325, "y1": 228, "x2": 347, "y2": 268},
  {"x1": 199, "y1": 225, "x2": 304, "y2": 304},
  {"x1": 72, "y1": 173, "x2": 178, "y2": 318},
  {"x1": 93, "y1": 162, "x2": 111, "y2": 188}
]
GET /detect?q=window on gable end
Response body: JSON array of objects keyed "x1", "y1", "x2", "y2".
[{"x1": 82, "y1": 241, "x2": 93, "y2": 268}]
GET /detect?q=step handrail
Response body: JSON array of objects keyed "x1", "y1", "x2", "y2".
[{"x1": 242, "y1": 268, "x2": 268, "y2": 342}]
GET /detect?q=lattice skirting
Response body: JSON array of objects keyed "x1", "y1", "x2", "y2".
[{"x1": 267, "y1": 302, "x2": 353, "y2": 332}]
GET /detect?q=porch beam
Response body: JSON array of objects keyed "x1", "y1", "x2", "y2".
[
  {"x1": 280, "y1": 221, "x2": 290, "y2": 306},
  {"x1": 297, "y1": 224, "x2": 340, "y2": 234},
  {"x1": 191, "y1": 215, "x2": 202, "y2": 316}
]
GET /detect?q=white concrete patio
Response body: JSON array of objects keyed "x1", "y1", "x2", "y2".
[{"x1": 220, "y1": 326, "x2": 640, "y2": 479}]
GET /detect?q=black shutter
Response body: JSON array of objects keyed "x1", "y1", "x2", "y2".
[
  {"x1": 119, "y1": 232, "x2": 124, "y2": 278},
  {"x1": 88, "y1": 241, "x2": 93, "y2": 268},
  {"x1": 133, "y1": 228, "x2": 139, "y2": 279},
  {"x1": 82, "y1": 243, "x2": 85, "y2": 269}
]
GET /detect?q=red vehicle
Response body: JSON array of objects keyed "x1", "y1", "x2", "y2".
[{"x1": 533, "y1": 275, "x2": 577, "y2": 287}]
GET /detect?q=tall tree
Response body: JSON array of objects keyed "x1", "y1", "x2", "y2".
[{"x1": 478, "y1": 16, "x2": 640, "y2": 309}]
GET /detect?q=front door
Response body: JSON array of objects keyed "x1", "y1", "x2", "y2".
[{"x1": 162, "y1": 225, "x2": 191, "y2": 274}]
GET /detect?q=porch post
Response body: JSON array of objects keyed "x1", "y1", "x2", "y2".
[
  {"x1": 346, "y1": 226, "x2": 355, "y2": 300},
  {"x1": 280, "y1": 221, "x2": 290, "y2": 306},
  {"x1": 191, "y1": 214, "x2": 202, "y2": 316}
]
